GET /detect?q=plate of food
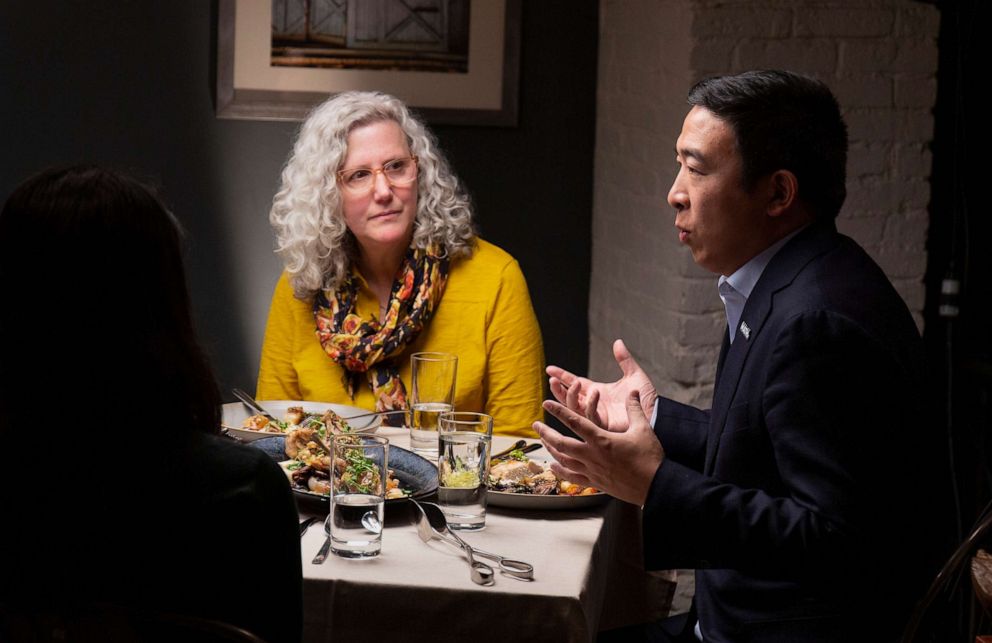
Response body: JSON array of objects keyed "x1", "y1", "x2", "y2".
[
  {"x1": 248, "y1": 434, "x2": 437, "y2": 507},
  {"x1": 486, "y1": 447, "x2": 609, "y2": 510},
  {"x1": 221, "y1": 400, "x2": 383, "y2": 442}
]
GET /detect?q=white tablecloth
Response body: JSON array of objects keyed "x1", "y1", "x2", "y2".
[{"x1": 296, "y1": 430, "x2": 671, "y2": 643}]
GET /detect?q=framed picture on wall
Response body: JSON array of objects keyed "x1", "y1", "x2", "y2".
[{"x1": 215, "y1": 0, "x2": 521, "y2": 126}]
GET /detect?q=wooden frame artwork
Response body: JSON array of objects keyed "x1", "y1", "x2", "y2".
[{"x1": 215, "y1": 0, "x2": 521, "y2": 126}]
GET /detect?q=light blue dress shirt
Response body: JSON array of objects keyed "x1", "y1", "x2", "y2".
[{"x1": 718, "y1": 227, "x2": 806, "y2": 344}]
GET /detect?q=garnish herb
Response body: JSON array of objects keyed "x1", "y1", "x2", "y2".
[{"x1": 342, "y1": 448, "x2": 379, "y2": 494}]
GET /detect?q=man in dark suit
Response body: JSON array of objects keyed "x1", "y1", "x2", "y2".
[{"x1": 536, "y1": 70, "x2": 938, "y2": 642}]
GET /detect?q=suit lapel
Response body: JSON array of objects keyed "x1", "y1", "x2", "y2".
[
  {"x1": 704, "y1": 309, "x2": 763, "y2": 473},
  {"x1": 703, "y1": 222, "x2": 842, "y2": 475},
  {"x1": 714, "y1": 328, "x2": 730, "y2": 384}
]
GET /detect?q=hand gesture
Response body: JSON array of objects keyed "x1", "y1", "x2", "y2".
[
  {"x1": 546, "y1": 339, "x2": 657, "y2": 432},
  {"x1": 535, "y1": 390, "x2": 664, "y2": 506}
]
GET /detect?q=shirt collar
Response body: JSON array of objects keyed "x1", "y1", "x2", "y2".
[
  {"x1": 718, "y1": 226, "x2": 808, "y2": 299},
  {"x1": 717, "y1": 226, "x2": 808, "y2": 343}
]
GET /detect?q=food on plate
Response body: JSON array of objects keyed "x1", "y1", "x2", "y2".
[
  {"x1": 489, "y1": 458, "x2": 543, "y2": 482},
  {"x1": 279, "y1": 410, "x2": 407, "y2": 500},
  {"x1": 488, "y1": 450, "x2": 599, "y2": 496},
  {"x1": 284, "y1": 407, "x2": 305, "y2": 426},
  {"x1": 240, "y1": 406, "x2": 352, "y2": 435},
  {"x1": 285, "y1": 427, "x2": 331, "y2": 470},
  {"x1": 242, "y1": 414, "x2": 280, "y2": 432}
]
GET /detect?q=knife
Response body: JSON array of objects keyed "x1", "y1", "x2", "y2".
[
  {"x1": 232, "y1": 388, "x2": 277, "y2": 422},
  {"x1": 312, "y1": 536, "x2": 332, "y2": 564}
]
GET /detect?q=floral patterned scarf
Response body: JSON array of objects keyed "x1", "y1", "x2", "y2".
[{"x1": 313, "y1": 245, "x2": 450, "y2": 412}]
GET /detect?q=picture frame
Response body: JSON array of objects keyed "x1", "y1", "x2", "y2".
[{"x1": 215, "y1": 0, "x2": 521, "y2": 126}]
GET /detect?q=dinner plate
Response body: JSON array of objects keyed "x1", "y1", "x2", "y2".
[
  {"x1": 248, "y1": 435, "x2": 438, "y2": 506},
  {"x1": 485, "y1": 457, "x2": 610, "y2": 510},
  {"x1": 486, "y1": 489, "x2": 610, "y2": 510},
  {"x1": 221, "y1": 400, "x2": 382, "y2": 442}
]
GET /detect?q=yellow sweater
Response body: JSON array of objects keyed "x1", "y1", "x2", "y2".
[{"x1": 256, "y1": 239, "x2": 545, "y2": 437}]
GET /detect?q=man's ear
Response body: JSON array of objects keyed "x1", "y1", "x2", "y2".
[{"x1": 766, "y1": 170, "x2": 798, "y2": 218}]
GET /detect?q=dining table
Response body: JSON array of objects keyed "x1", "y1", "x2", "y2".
[{"x1": 293, "y1": 429, "x2": 681, "y2": 643}]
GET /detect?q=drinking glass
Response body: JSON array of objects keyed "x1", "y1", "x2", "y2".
[
  {"x1": 328, "y1": 434, "x2": 389, "y2": 558},
  {"x1": 409, "y1": 352, "x2": 457, "y2": 456},
  {"x1": 437, "y1": 411, "x2": 493, "y2": 531}
]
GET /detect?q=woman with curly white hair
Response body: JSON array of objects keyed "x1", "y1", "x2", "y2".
[{"x1": 257, "y1": 91, "x2": 544, "y2": 437}]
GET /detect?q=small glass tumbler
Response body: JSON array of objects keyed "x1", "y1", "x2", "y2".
[
  {"x1": 409, "y1": 352, "x2": 458, "y2": 456},
  {"x1": 437, "y1": 411, "x2": 493, "y2": 531},
  {"x1": 328, "y1": 434, "x2": 389, "y2": 558}
]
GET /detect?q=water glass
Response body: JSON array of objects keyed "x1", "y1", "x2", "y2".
[
  {"x1": 328, "y1": 434, "x2": 389, "y2": 558},
  {"x1": 437, "y1": 411, "x2": 493, "y2": 531},
  {"x1": 409, "y1": 352, "x2": 457, "y2": 456}
]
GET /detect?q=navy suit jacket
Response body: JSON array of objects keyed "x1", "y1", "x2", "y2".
[{"x1": 642, "y1": 222, "x2": 938, "y2": 642}]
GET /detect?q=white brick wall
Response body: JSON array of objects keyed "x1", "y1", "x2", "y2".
[{"x1": 590, "y1": 0, "x2": 939, "y2": 406}]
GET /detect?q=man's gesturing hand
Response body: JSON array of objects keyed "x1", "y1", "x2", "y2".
[
  {"x1": 546, "y1": 339, "x2": 657, "y2": 432},
  {"x1": 534, "y1": 390, "x2": 664, "y2": 506}
]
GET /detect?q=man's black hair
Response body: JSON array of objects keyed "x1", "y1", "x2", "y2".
[{"x1": 688, "y1": 70, "x2": 848, "y2": 220}]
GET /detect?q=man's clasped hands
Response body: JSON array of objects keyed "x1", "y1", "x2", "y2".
[{"x1": 534, "y1": 339, "x2": 665, "y2": 506}]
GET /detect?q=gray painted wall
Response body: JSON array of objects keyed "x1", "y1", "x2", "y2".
[{"x1": 0, "y1": 1, "x2": 596, "y2": 400}]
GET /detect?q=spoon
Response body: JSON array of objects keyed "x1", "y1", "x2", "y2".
[
  {"x1": 323, "y1": 511, "x2": 382, "y2": 537},
  {"x1": 363, "y1": 512, "x2": 382, "y2": 533},
  {"x1": 411, "y1": 500, "x2": 494, "y2": 586},
  {"x1": 359, "y1": 511, "x2": 383, "y2": 534}
]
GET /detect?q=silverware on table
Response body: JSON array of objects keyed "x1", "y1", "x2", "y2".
[
  {"x1": 443, "y1": 521, "x2": 496, "y2": 586},
  {"x1": 232, "y1": 388, "x2": 277, "y2": 422},
  {"x1": 419, "y1": 500, "x2": 534, "y2": 581},
  {"x1": 337, "y1": 408, "x2": 409, "y2": 431},
  {"x1": 490, "y1": 441, "x2": 542, "y2": 464},
  {"x1": 312, "y1": 536, "x2": 332, "y2": 564},
  {"x1": 455, "y1": 543, "x2": 534, "y2": 581},
  {"x1": 411, "y1": 499, "x2": 495, "y2": 586},
  {"x1": 489, "y1": 440, "x2": 526, "y2": 462},
  {"x1": 299, "y1": 516, "x2": 320, "y2": 537}
]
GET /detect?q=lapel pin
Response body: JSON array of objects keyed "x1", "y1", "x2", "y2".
[{"x1": 740, "y1": 321, "x2": 751, "y2": 340}]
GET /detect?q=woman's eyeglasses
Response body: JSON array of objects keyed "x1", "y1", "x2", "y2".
[{"x1": 336, "y1": 156, "x2": 419, "y2": 195}]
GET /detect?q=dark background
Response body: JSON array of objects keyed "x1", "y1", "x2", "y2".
[
  {"x1": 0, "y1": 1, "x2": 597, "y2": 398},
  {"x1": 921, "y1": 0, "x2": 992, "y2": 638}
]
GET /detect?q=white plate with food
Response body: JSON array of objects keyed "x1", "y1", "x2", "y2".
[
  {"x1": 486, "y1": 451, "x2": 609, "y2": 510},
  {"x1": 221, "y1": 400, "x2": 382, "y2": 442}
]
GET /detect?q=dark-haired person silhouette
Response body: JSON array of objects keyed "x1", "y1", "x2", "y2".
[{"x1": 0, "y1": 166, "x2": 302, "y2": 643}]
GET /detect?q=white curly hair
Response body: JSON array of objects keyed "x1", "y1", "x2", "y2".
[{"x1": 270, "y1": 91, "x2": 477, "y2": 299}]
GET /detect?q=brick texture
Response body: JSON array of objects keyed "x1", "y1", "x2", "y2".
[{"x1": 590, "y1": 0, "x2": 938, "y2": 406}]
